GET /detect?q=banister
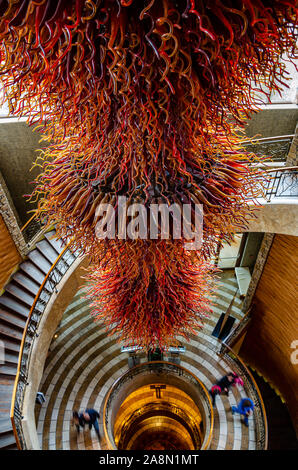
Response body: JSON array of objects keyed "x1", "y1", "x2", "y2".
[
  {"x1": 20, "y1": 214, "x2": 37, "y2": 233},
  {"x1": 20, "y1": 213, "x2": 46, "y2": 247},
  {"x1": 10, "y1": 239, "x2": 74, "y2": 449},
  {"x1": 264, "y1": 166, "x2": 298, "y2": 173},
  {"x1": 240, "y1": 134, "x2": 295, "y2": 144}
]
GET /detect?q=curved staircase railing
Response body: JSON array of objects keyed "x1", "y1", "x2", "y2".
[
  {"x1": 219, "y1": 342, "x2": 268, "y2": 450},
  {"x1": 103, "y1": 360, "x2": 214, "y2": 451},
  {"x1": 20, "y1": 214, "x2": 43, "y2": 245},
  {"x1": 10, "y1": 241, "x2": 79, "y2": 449}
]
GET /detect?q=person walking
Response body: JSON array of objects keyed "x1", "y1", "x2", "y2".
[
  {"x1": 209, "y1": 372, "x2": 241, "y2": 406},
  {"x1": 232, "y1": 398, "x2": 254, "y2": 426},
  {"x1": 82, "y1": 408, "x2": 101, "y2": 438},
  {"x1": 72, "y1": 411, "x2": 85, "y2": 434},
  {"x1": 209, "y1": 384, "x2": 222, "y2": 406}
]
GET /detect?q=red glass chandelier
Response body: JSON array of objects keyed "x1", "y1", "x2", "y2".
[{"x1": 0, "y1": 0, "x2": 296, "y2": 348}]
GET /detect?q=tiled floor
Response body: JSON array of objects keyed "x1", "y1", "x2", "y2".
[{"x1": 35, "y1": 269, "x2": 257, "y2": 450}]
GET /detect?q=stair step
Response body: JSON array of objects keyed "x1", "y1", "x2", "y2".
[
  {"x1": 0, "y1": 381, "x2": 14, "y2": 392},
  {"x1": 27, "y1": 250, "x2": 52, "y2": 275},
  {"x1": 0, "y1": 400, "x2": 14, "y2": 410},
  {"x1": 0, "y1": 364, "x2": 17, "y2": 378},
  {"x1": 4, "y1": 283, "x2": 35, "y2": 308},
  {"x1": 36, "y1": 239, "x2": 60, "y2": 264},
  {"x1": 19, "y1": 262, "x2": 45, "y2": 285},
  {"x1": 0, "y1": 296, "x2": 29, "y2": 318},
  {"x1": 0, "y1": 389, "x2": 14, "y2": 403},
  {"x1": 0, "y1": 388, "x2": 14, "y2": 400},
  {"x1": 0, "y1": 323, "x2": 23, "y2": 342},
  {"x1": 1, "y1": 350, "x2": 19, "y2": 367},
  {"x1": 0, "y1": 374, "x2": 15, "y2": 384},
  {"x1": 0, "y1": 419, "x2": 13, "y2": 434},
  {"x1": 44, "y1": 231, "x2": 65, "y2": 254},
  {"x1": 0, "y1": 431, "x2": 16, "y2": 449},
  {"x1": 0, "y1": 310, "x2": 27, "y2": 331},
  {"x1": 0, "y1": 338, "x2": 21, "y2": 354},
  {"x1": 12, "y1": 272, "x2": 40, "y2": 296}
]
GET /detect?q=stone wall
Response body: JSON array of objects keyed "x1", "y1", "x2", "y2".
[
  {"x1": 0, "y1": 172, "x2": 27, "y2": 257},
  {"x1": 0, "y1": 121, "x2": 45, "y2": 226}
]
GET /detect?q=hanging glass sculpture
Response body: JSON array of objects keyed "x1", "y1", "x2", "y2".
[{"x1": 0, "y1": 0, "x2": 296, "y2": 348}]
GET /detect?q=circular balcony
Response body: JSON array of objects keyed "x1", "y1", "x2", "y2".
[{"x1": 103, "y1": 361, "x2": 213, "y2": 450}]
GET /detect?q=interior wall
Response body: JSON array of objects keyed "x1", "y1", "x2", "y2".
[
  {"x1": 240, "y1": 232, "x2": 264, "y2": 271},
  {"x1": 0, "y1": 214, "x2": 21, "y2": 291},
  {"x1": 245, "y1": 107, "x2": 298, "y2": 138},
  {"x1": 246, "y1": 201, "x2": 298, "y2": 237},
  {"x1": 240, "y1": 234, "x2": 298, "y2": 433},
  {"x1": 0, "y1": 122, "x2": 44, "y2": 226}
]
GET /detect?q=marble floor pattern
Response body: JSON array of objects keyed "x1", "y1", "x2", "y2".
[{"x1": 35, "y1": 269, "x2": 257, "y2": 450}]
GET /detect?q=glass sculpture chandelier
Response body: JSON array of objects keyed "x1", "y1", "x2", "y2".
[{"x1": 0, "y1": 0, "x2": 296, "y2": 348}]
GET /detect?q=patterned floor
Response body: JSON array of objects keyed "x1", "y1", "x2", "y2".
[{"x1": 35, "y1": 269, "x2": 257, "y2": 450}]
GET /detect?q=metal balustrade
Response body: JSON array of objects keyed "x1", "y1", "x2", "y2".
[
  {"x1": 21, "y1": 217, "x2": 43, "y2": 244},
  {"x1": 265, "y1": 169, "x2": 298, "y2": 202},
  {"x1": 242, "y1": 135, "x2": 293, "y2": 162}
]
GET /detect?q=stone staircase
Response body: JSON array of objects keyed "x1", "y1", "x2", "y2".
[{"x1": 0, "y1": 230, "x2": 65, "y2": 449}]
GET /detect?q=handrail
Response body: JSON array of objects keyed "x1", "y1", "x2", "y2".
[
  {"x1": 20, "y1": 214, "x2": 36, "y2": 233},
  {"x1": 219, "y1": 342, "x2": 268, "y2": 450},
  {"x1": 240, "y1": 134, "x2": 295, "y2": 144},
  {"x1": 103, "y1": 360, "x2": 214, "y2": 451},
  {"x1": 10, "y1": 238, "x2": 78, "y2": 449},
  {"x1": 264, "y1": 165, "x2": 298, "y2": 173},
  {"x1": 244, "y1": 166, "x2": 298, "y2": 202}
]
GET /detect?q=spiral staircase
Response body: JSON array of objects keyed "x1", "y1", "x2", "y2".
[
  {"x1": 0, "y1": 230, "x2": 66, "y2": 449},
  {"x1": 0, "y1": 232, "x2": 295, "y2": 451}
]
